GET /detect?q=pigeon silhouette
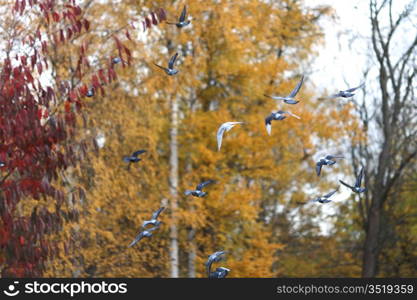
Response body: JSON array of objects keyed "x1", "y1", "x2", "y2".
[
  {"x1": 123, "y1": 150, "x2": 146, "y2": 170},
  {"x1": 340, "y1": 167, "x2": 366, "y2": 193},
  {"x1": 128, "y1": 226, "x2": 159, "y2": 248},
  {"x1": 265, "y1": 110, "x2": 300, "y2": 135},
  {"x1": 206, "y1": 251, "x2": 226, "y2": 276},
  {"x1": 316, "y1": 155, "x2": 344, "y2": 176},
  {"x1": 209, "y1": 267, "x2": 230, "y2": 278},
  {"x1": 217, "y1": 122, "x2": 243, "y2": 151},
  {"x1": 142, "y1": 207, "x2": 165, "y2": 228},
  {"x1": 153, "y1": 52, "x2": 180, "y2": 76},
  {"x1": 185, "y1": 180, "x2": 215, "y2": 198},
  {"x1": 311, "y1": 189, "x2": 338, "y2": 204},
  {"x1": 166, "y1": 5, "x2": 191, "y2": 28},
  {"x1": 264, "y1": 75, "x2": 304, "y2": 104}
]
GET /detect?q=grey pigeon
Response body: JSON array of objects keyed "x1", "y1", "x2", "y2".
[
  {"x1": 185, "y1": 180, "x2": 215, "y2": 198},
  {"x1": 217, "y1": 122, "x2": 243, "y2": 151},
  {"x1": 316, "y1": 155, "x2": 344, "y2": 176},
  {"x1": 326, "y1": 83, "x2": 364, "y2": 99},
  {"x1": 112, "y1": 57, "x2": 122, "y2": 64},
  {"x1": 340, "y1": 167, "x2": 366, "y2": 194},
  {"x1": 209, "y1": 267, "x2": 230, "y2": 278},
  {"x1": 206, "y1": 251, "x2": 226, "y2": 276},
  {"x1": 311, "y1": 189, "x2": 338, "y2": 204},
  {"x1": 166, "y1": 5, "x2": 191, "y2": 28},
  {"x1": 142, "y1": 207, "x2": 165, "y2": 228},
  {"x1": 264, "y1": 75, "x2": 304, "y2": 104},
  {"x1": 128, "y1": 226, "x2": 159, "y2": 248},
  {"x1": 123, "y1": 150, "x2": 146, "y2": 170},
  {"x1": 265, "y1": 110, "x2": 300, "y2": 135},
  {"x1": 86, "y1": 88, "x2": 94, "y2": 97},
  {"x1": 153, "y1": 52, "x2": 179, "y2": 76}
]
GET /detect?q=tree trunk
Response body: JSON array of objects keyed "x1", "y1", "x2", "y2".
[
  {"x1": 362, "y1": 203, "x2": 381, "y2": 277},
  {"x1": 169, "y1": 95, "x2": 179, "y2": 278},
  {"x1": 187, "y1": 226, "x2": 196, "y2": 277}
]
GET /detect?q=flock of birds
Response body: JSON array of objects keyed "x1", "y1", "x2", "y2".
[
  {"x1": 116, "y1": 5, "x2": 368, "y2": 278},
  {"x1": 1, "y1": 5, "x2": 368, "y2": 278}
]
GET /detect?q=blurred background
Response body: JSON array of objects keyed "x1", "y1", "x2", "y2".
[{"x1": 0, "y1": 0, "x2": 416, "y2": 278}]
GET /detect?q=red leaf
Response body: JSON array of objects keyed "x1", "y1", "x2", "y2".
[
  {"x1": 52, "y1": 12, "x2": 60, "y2": 22},
  {"x1": 83, "y1": 19, "x2": 90, "y2": 31},
  {"x1": 151, "y1": 12, "x2": 158, "y2": 25}
]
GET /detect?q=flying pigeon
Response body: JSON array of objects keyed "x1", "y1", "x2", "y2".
[
  {"x1": 265, "y1": 110, "x2": 300, "y2": 135},
  {"x1": 153, "y1": 52, "x2": 179, "y2": 76},
  {"x1": 86, "y1": 88, "x2": 94, "y2": 97},
  {"x1": 339, "y1": 167, "x2": 366, "y2": 193},
  {"x1": 112, "y1": 57, "x2": 122, "y2": 64},
  {"x1": 209, "y1": 267, "x2": 230, "y2": 278},
  {"x1": 142, "y1": 207, "x2": 165, "y2": 228},
  {"x1": 123, "y1": 150, "x2": 146, "y2": 170},
  {"x1": 264, "y1": 75, "x2": 304, "y2": 104},
  {"x1": 325, "y1": 83, "x2": 365, "y2": 99},
  {"x1": 311, "y1": 189, "x2": 338, "y2": 204},
  {"x1": 166, "y1": 5, "x2": 191, "y2": 28},
  {"x1": 316, "y1": 155, "x2": 344, "y2": 176},
  {"x1": 128, "y1": 226, "x2": 159, "y2": 248},
  {"x1": 185, "y1": 180, "x2": 215, "y2": 198},
  {"x1": 217, "y1": 122, "x2": 243, "y2": 151},
  {"x1": 205, "y1": 251, "x2": 226, "y2": 276}
]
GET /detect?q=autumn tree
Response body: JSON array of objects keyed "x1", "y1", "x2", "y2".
[
  {"x1": 51, "y1": 0, "x2": 366, "y2": 278},
  {"x1": 0, "y1": 0, "x2": 131, "y2": 277},
  {"x1": 344, "y1": 0, "x2": 417, "y2": 277}
]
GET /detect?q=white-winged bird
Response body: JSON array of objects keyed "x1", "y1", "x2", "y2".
[
  {"x1": 216, "y1": 122, "x2": 244, "y2": 151},
  {"x1": 185, "y1": 180, "x2": 215, "y2": 198}
]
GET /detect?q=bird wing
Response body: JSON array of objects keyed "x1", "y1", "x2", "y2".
[
  {"x1": 265, "y1": 115, "x2": 273, "y2": 135},
  {"x1": 123, "y1": 156, "x2": 132, "y2": 163},
  {"x1": 339, "y1": 180, "x2": 354, "y2": 189},
  {"x1": 345, "y1": 83, "x2": 364, "y2": 93},
  {"x1": 132, "y1": 150, "x2": 146, "y2": 157},
  {"x1": 179, "y1": 5, "x2": 187, "y2": 22},
  {"x1": 151, "y1": 207, "x2": 165, "y2": 220},
  {"x1": 128, "y1": 232, "x2": 144, "y2": 248},
  {"x1": 316, "y1": 163, "x2": 323, "y2": 176},
  {"x1": 323, "y1": 189, "x2": 338, "y2": 199},
  {"x1": 197, "y1": 180, "x2": 215, "y2": 191},
  {"x1": 217, "y1": 124, "x2": 227, "y2": 151},
  {"x1": 355, "y1": 167, "x2": 364, "y2": 187},
  {"x1": 184, "y1": 190, "x2": 194, "y2": 196},
  {"x1": 264, "y1": 94, "x2": 285, "y2": 100},
  {"x1": 153, "y1": 62, "x2": 169, "y2": 72},
  {"x1": 288, "y1": 75, "x2": 304, "y2": 98},
  {"x1": 327, "y1": 93, "x2": 341, "y2": 99},
  {"x1": 168, "y1": 52, "x2": 179, "y2": 69},
  {"x1": 325, "y1": 154, "x2": 344, "y2": 160},
  {"x1": 284, "y1": 111, "x2": 301, "y2": 119}
]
